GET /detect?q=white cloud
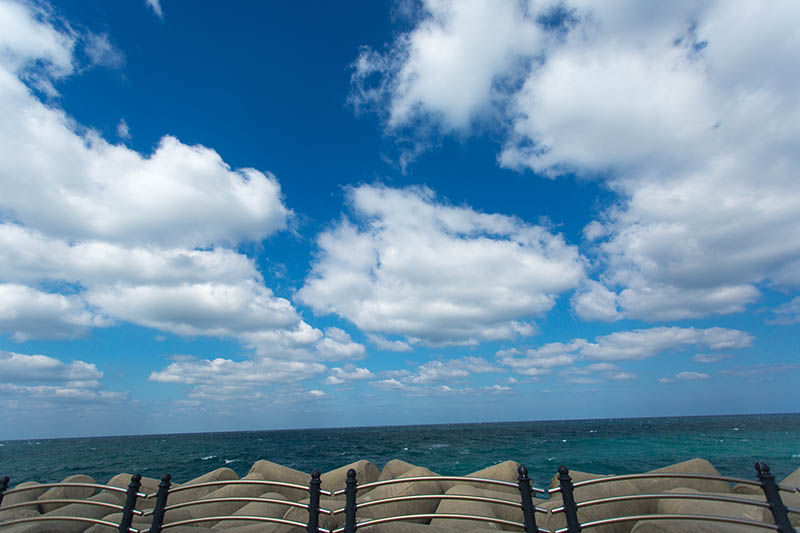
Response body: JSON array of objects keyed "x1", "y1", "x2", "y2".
[
  {"x1": 658, "y1": 371, "x2": 710, "y2": 383},
  {"x1": 499, "y1": 326, "x2": 751, "y2": 376},
  {"x1": 498, "y1": 344, "x2": 578, "y2": 377},
  {"x1": 380, "y1": 356, "x2": 500, "y2": 386},
  {"x1": 720, "y1": 363, "x2": 800, "y2": 377},
  {"x1": 693, "y1": 353, "x2": 732, "y2": 364},
  {"x1": 83, "y1": 32, "x2": 124, "y2": 69},
  {"x1": 0, "y1": 2, "x2": 310, "y2": 355},
  {"x1": 352, "y1": 1, "x2": 800, "y2": 321},
  {"x1": 0, "y1": 350, "x2": 102, "y2": 384},
  {"x1": 0, "y1": 383, "x2": 126, "y2": 402},
  {"x1": 675, "y1": 371, "x2": 709, "y2": 381},
  {"x1": 351, "y1": 0, "x2": 542, "y2": 131},
  {"x1": 0, "y1": 0, "x2": 75, "y2": 86},
  {"x1": 0, "y1": 350, "x2": 125, "y2": 411},
  {"x1": 145, "y1": 0, "x2": 163, "y2": 19},
  {"x1": 0, "y1": 3, "x2": 289, "y2": 250},
  {"x1": 769, "y1": 296, "x2": 800, "y2": 325},
  {"x1": 367, "y1": 333, "x2": 413, "y2": 352},
  {"x1": 148, "y1": 356, "x2": 326, "y2": 400},
  {"x1": 86, "y1": 281, "x2": 299, "y2": 337},
  {"x1": 325, "y1": 365, "x2": 375, "y2": 385},
  {"x1": 116, "y1": 118, "x2": 130, "y2": 140},
  {"x1": 298, "y1": 184, "x2": 584, "y2": 345},
  {"x1": 0, "y1": 284, "x2": 112, "y2": 341},
  {"x1": 314, "y1": 327, "x2": 366, "y2": 360},
  {"x1": 579, "y1": 327, "x2": 752, "y2": 361}
]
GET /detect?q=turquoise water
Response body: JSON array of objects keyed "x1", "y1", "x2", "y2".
[{"x1": 2, "y1": 413, "x2": 798, "y2": 488}]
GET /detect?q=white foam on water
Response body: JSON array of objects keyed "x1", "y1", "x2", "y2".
[
  {"x1": 201, "y1": 455, "x2": 216, "y2": 460},
  {"x1": 225, "y1": 459, "x2": 237, "y2": 464}
]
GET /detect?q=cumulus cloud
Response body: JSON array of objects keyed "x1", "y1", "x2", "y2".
[
  {"x1": 372, "y1": 356, "x2": 501, "y2": 394},
  {"x1": 149, "y1": 356, "x2": 326, "y2": 400},
  {"x1": 351, "y1": 0, "x2": 800, "y2": 321},
  {"x1": 0, "y1": 1, "x2": 313, "y2": 359},
  {"x1": 499, "y1": 326, "x2": 751, "y2": 376},
  {"x1": 325, "y1": 365, "x2": 375, "y2": 385},
  {"x1": 351, "y1": 0, "x2": 542, "y2": 131},
  {"x1": 0, "y1": 284, "x2": 112, "y2": 341},
  {"x1": 299, "y1": 184, "x2": 584, "y2": 345},
  {"x1": 0, "y1": 350, "x2": 102, "y2": 384},
  {"x1": 0, "y1": 350, "x2": 125, "y2": 410},
  {"x1": 367, "y1": 333, "x2": 413, "y2": 352},
  {"x1": 314, "y1": 327, "x2": 366, "y2": 360}
]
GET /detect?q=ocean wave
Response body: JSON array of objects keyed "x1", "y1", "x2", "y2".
[
  {"x1": 225, "y1": 459, "x2": 237, "y2": 464},
  {"x1": 201, "y1": 455, "x2": 216, "y2": 460}
]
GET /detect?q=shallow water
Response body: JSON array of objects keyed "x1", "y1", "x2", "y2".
[{"x1": 2, "y1": 413, "x2": 798, "y2": 487}]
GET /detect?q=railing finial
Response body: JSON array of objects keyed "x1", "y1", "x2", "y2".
[
  {"x1": 307, "y1": 469, "x2": 322, "y2": 533},
  {"x1": 755, "y1": 462, "x2": 794, "y2": 532},
  {"x1": 517, "y1": 464, "x2": 538, "y2": 533},
  {"x1": 558, "y1": 466, "x2": 582, "y2": 532},
  {"x1": 344, "y1": 469, "x2": 358, "y2": 533}
]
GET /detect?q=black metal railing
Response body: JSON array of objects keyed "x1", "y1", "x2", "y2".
[{"x1": 0, "y1": 462, "x2": 797, "y2": 532}]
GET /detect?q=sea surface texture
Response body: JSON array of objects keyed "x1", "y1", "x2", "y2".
[{"x1": 2, "y1": 413, "x2": 799, "y2": 488}]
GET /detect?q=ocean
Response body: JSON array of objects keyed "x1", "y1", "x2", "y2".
[{"x1": 2, "y1": 413, "x2": 799, "y2": 489}]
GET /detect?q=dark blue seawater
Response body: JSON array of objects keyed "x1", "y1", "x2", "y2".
[{"x1": 2, "y1": 414, "x2": 799, "y2": 488}]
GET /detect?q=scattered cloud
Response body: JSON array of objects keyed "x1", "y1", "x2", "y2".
[
  {"x1": 116, "y1": 118, "x2": 130, "y2": 140},
  {"x1": 0, "y1": 1, "x2": 313, "y2": 359},
  {"x1": 314, "y1": 327, "x2": 366, "y2": 360},
  {"x1": 720, "y1": 363, "x2": 800, "y2": 377},
  {"x1": 145, "y1": 0, "x2": 163, "y2": 19},
  {"x1": 560, "y1": 363, "x2": 636, "y2": 384},
  {"x1": 498, "y1": 326, "x2": 750, "y2": 377},
  {"x1": 0, "y1": 350, "x2": 102, "y2": 384},
  {"x1": 768, "y1": 296, "x2": 800, "y2": 325},
  {"x1": 675, "y1": 371, "x2": 710, "y2": 381},
  {"x1": 351, "y1": 1, "x2": 800, "y2": 322},
  {"x1": 0, "y1": 284, "x2": 112, "y2": 341},
  {"x1": 367, "y1": 333, "x2": 413, "y2": 352},
  {"x1": 693, "y1": 353, "x2": 732, "y2": 364},
  {"x1": 148, "y1": 356, "x2": 327, "y2": 400},
  {"x1": 368, "y1": 356, "x2": 501, "y2": 395},
  {"x1": 325, "y1": 365, "x2": 375, "y2": 385},
  {"x1": 83, "y1": 31, "x2": 124, "y2": 69},
  {"x1": 0, "y1": 350, "x2": 126, "y2": 410},
  {"x1": 299, "y1": 184, "x2": 583, "y2": 345}
]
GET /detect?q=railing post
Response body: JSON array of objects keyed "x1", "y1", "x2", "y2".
[
  {"x1": 517, "y1": 464, "x2": 539, "y2": 533},
  {"x1": 344, "y1": 468, "x2": 358, "y2": 533},
  {"x1": 756, "y1": 462, "x2": 795, "y2": 532},
  {"x1": 0, "y1": 476, "x2": 9, "y2": 508},
  {"x1": 558, "y1": 465, "x2": 581, "y2": 533},
  {"x1": 149, "y1": 473, "x2": 172, "y2": 533},
  {"x1": 118, "y1": 473, "x2": 142, "y2": 533},
  {"x1": 307, "y1": 469, "x2": 322, "y2": 533}
]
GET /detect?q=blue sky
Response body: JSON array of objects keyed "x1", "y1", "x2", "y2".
[{"x1": 1, "y1": 0, "x2": 798, "y2": 439}]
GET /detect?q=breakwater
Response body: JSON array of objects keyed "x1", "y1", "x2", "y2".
[{"x1": 1, "y1": 457, "x2": 798, "y2": 532}]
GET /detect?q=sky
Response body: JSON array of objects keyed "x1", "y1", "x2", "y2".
[{"x1": 1, "y1": 0, "x2": 798, "y2": 439}]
